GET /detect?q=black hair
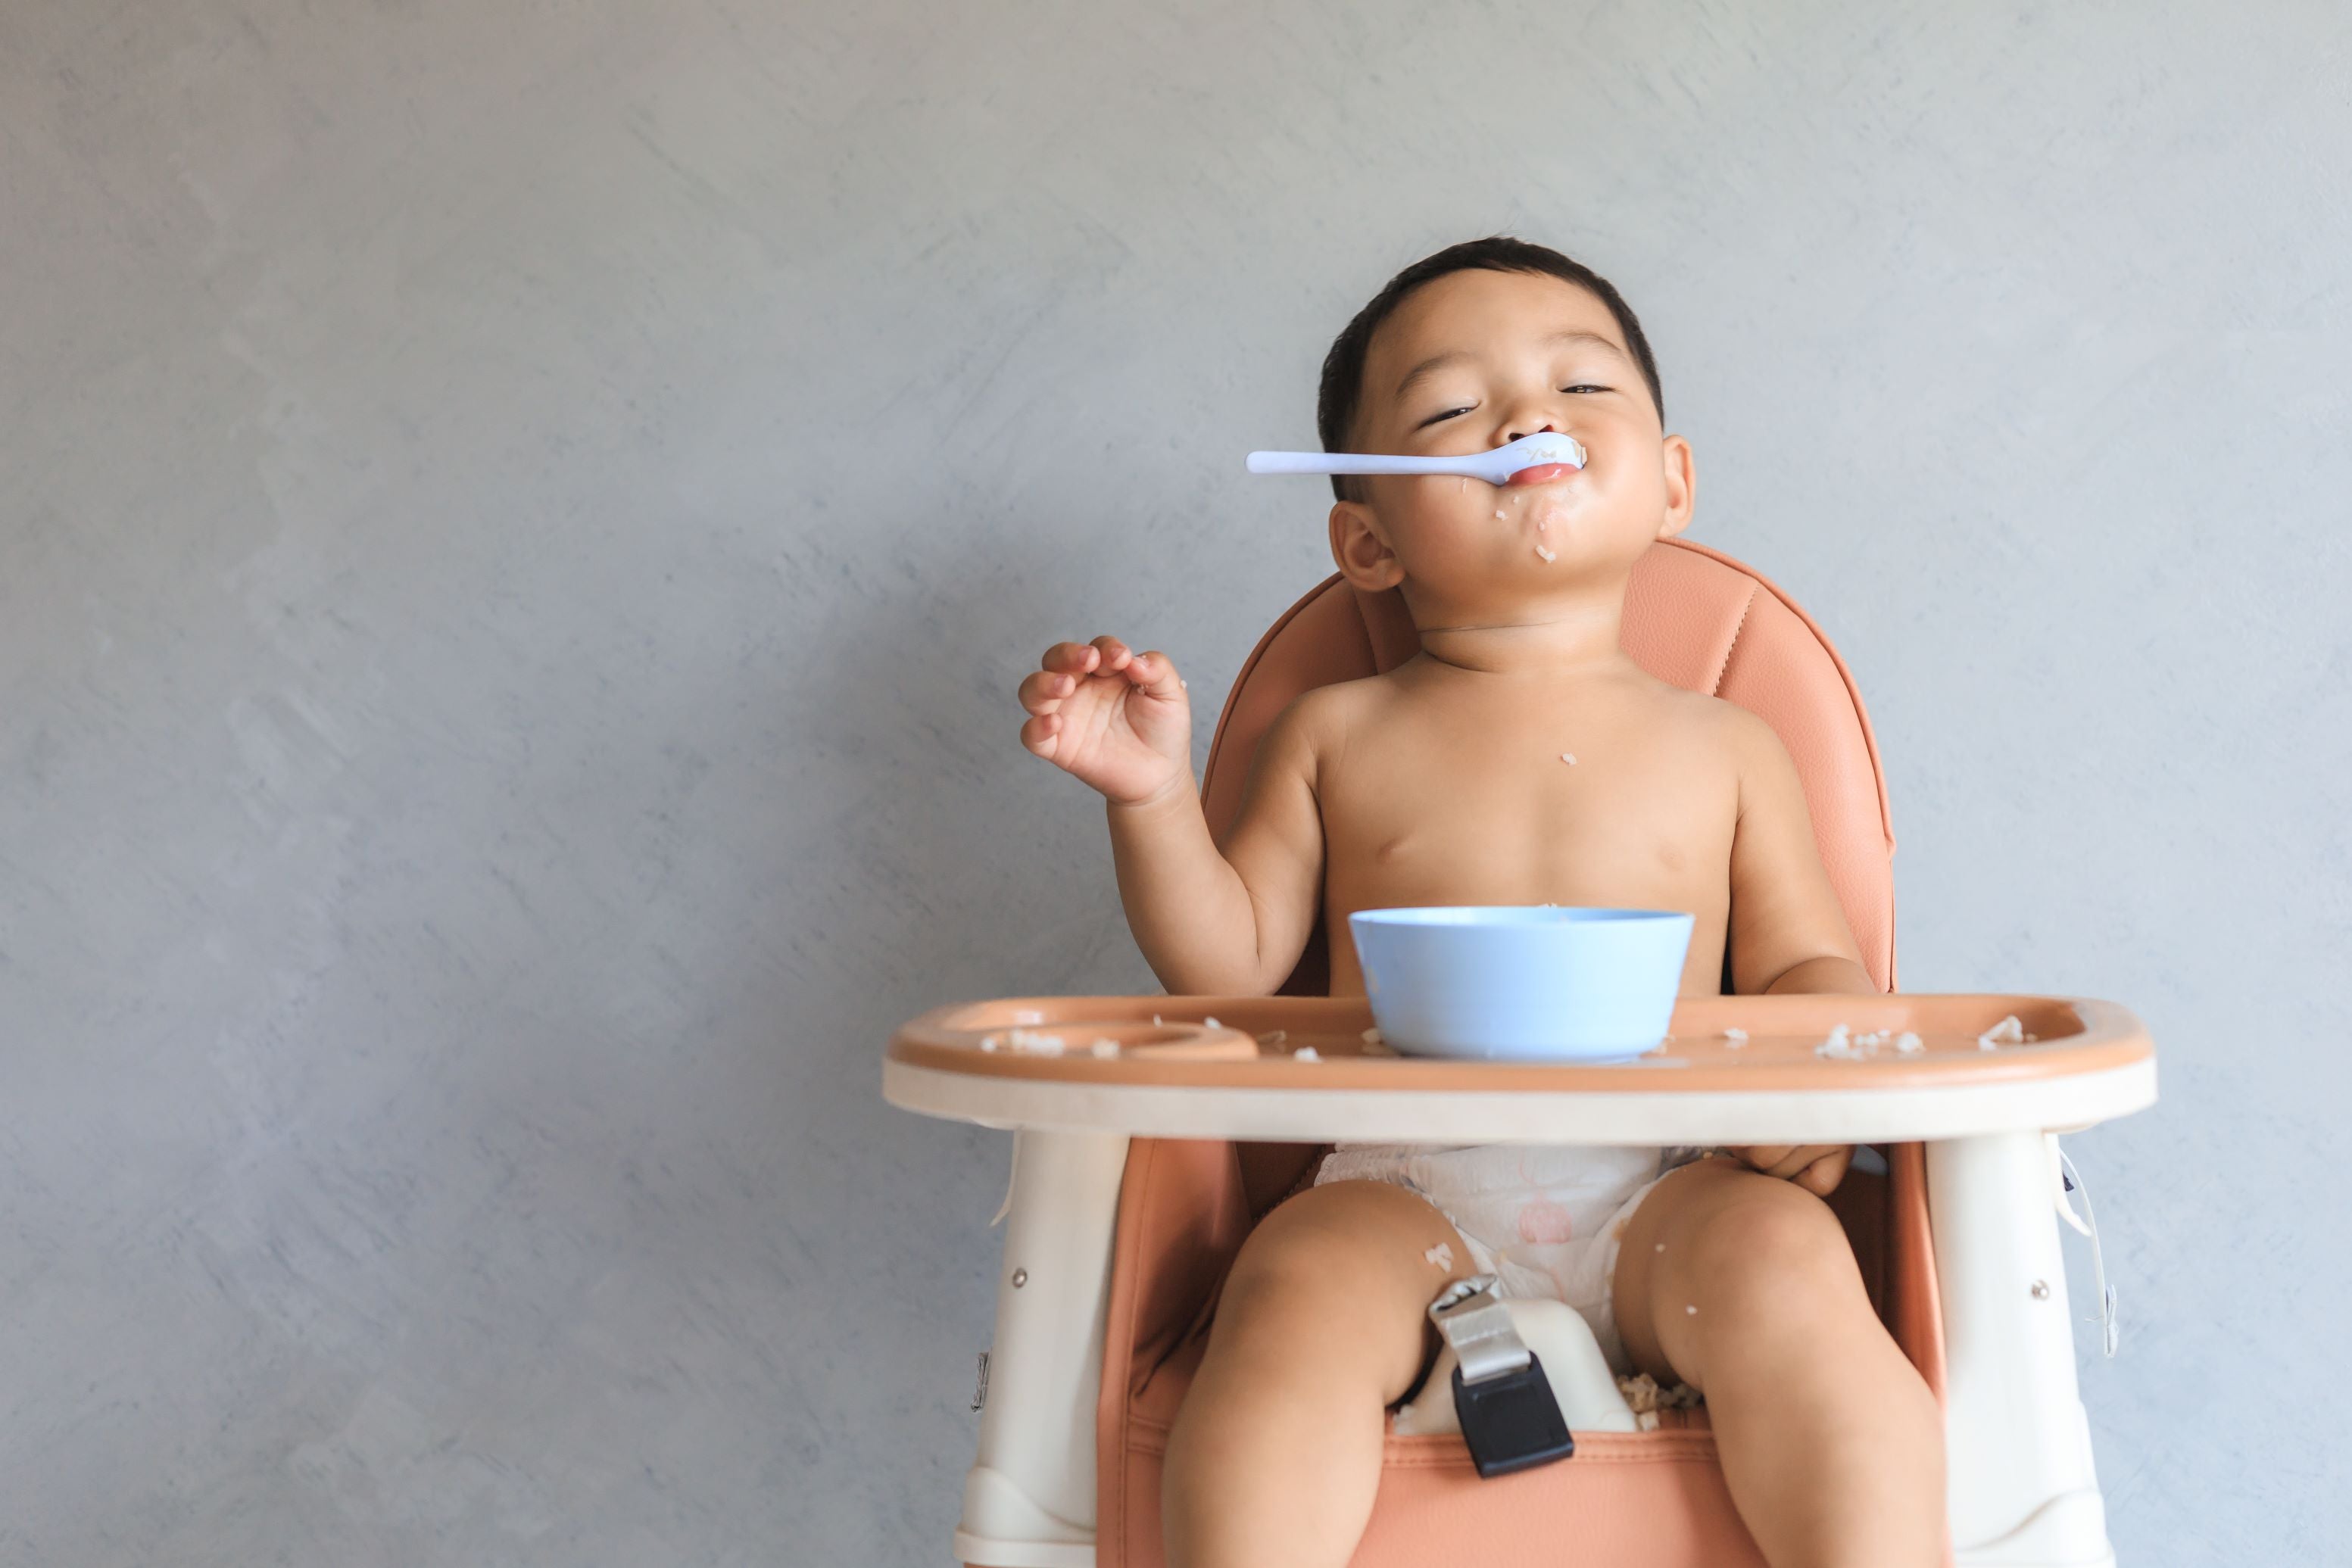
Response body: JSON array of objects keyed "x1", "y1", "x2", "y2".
[{"x1": 1315, "y1": 235, "x2": 1664, "y2": 502}]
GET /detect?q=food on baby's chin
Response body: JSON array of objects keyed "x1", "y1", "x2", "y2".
[
  {"x1": 1293, "y1": 1046, "x2": 1321, "y2": 1062},
  {"x1": 1423, "y1": 1242, "x2": 1454, "y2": 1270}
]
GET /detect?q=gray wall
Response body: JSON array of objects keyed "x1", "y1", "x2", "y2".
[{"x1": 4, "y1": 2, "x2": 2345, "y2": 1562}]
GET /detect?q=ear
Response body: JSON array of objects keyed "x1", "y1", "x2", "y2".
[
  {"x1": 1328, "y1": 499, "x2": 1405, "y2": 591},
  {"x1": 1655, "y1": 433, "x2": 1696, "y2": 541}
]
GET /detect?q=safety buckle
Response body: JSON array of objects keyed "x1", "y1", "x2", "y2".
[{"x1": 1428, "y1": 1273, "x2": 1575, "y2": 1478}]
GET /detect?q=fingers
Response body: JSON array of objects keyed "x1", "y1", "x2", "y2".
[
  {"x1": 1017, "y1": 666, "x2": 1075, "y2": 715},
  {"x1": 1792, "y1": 1146, "x2": 1851, "y2": 1196},
  {"x1": 1730, "y1": 1144, "x2": 1851, "y2": 1193},
  {"x1": 1018, "y1": 711, "x2": 1062, "y2": 760},
  {"x1": 1125, "y1": 647, "x2": 1185, "y2": 702},
  {"x1": 1024, "y1": 637, "x2": 1183, "y2": 715},
  {"x1": 1022, "y1": 640, "x2": 1119, "y2": 721},
  {"x1": 1037, "y1": 640, "x2": 1106, "y2": 676},
  {"x1": 1035, "y1": 636, "x2": 1137, "y2": 677}
]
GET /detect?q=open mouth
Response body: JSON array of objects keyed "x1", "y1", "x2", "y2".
[{"x1": 1503, "y1": 463, "x2": 1577, "y2": 488}]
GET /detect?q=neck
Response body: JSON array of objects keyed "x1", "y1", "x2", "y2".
[{"x1": 1408, "y1": 578, "x2": 1633, "y2": 679}]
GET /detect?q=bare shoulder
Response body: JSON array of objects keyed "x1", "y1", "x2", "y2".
[
  {"x1": 1695, "y1": 691, "x2": 1783, "y2": 755},
  {"x1": 1630, "y1": 675, "x2": 1756, "y2": 749},
  {"x1": 1630, "y1": 681, "x2": 1795, "y2": 790},
  {"x1": 1289, "y1": 671, "x2": 1402, "y2": 732},
  {"x1": 1681, "y1": 693, "x2": 1808, "y2": 800},
  {"x1": 1256, "y1": 674, "x2": 1388, "y2": 772}
]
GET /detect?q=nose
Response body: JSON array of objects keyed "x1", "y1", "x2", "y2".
[{"x1": 1503, "y1": 417, "x2": 1566, "y2": 446}]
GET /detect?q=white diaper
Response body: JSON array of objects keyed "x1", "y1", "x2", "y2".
[{"x1": 1314, "y1": 1142, "x2": 1708, "y2": 1374}]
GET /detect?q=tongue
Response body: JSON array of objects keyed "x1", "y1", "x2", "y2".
[{"x1": 1505, "y1": 463, "x2": 1573, "y2": 487}]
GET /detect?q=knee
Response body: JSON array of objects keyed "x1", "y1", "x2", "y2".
[
  {"x1": 1214, "y1": 1183, "x2": 1442, "y2": 1348},
  {"x1": 1220, "y1": 1224, "x2": 1343, "y2": 1326},
  {"x1": 1223, "y1": 1187, "x2": 1390, "y2": 1315},
  {"x1": 1684, "y1": 1180, "x2": 1861, "y2": 1315}
]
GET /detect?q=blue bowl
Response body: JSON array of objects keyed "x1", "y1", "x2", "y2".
[{"x1": 1348, "y1": 906, "x2": 1695, "y2": 1062}]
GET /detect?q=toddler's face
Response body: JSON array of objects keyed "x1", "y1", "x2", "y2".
[{"x1": 1331, "y1": 269, "x2": 1693, "y2": 617}]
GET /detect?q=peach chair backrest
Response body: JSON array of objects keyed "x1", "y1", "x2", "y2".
[{"x1": 1198, "y1": 538, "x2": 1898, "y2": 996}]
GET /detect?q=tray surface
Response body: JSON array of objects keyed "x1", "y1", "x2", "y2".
[{"x1": 887, "y1": 993, "x2": 2151, "y2": 1095}]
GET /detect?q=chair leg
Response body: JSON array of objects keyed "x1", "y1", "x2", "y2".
[
  {"x1": 955, "y1": 1129, "x2": 1129, "y2": 1568},
  {"x1": 1928, "y1": 1133, "x2": 2116, "y2": 1568}
]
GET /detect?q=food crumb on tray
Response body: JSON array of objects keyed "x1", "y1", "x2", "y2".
[{"x1": 1976, "y1": 1014, "x2": 2025, "y2": 1051}]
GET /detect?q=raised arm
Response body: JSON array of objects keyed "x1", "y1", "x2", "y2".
[{"x1": 1018, "y1": 634, "x2": 1324, "y2": 995}]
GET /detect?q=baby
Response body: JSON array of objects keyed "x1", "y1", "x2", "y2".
[{"x1": 1016, "y1": 237, "x2": 1944, "y2": 1568}]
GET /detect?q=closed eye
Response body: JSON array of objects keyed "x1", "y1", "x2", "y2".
[{"x1": 1417, "y1": 385, "x2": 1611, "y2": 429}]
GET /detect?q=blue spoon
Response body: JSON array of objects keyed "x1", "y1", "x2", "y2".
[{"x1": 1247, "y1": 432, "x2": 1586, "y2": 487}]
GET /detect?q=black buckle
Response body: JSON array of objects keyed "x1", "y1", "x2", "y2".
[
  {"x1": 1452, "y1": 1354, "x2": 1577, "y2": 1477},
  {"x1": 1427, "y1": 1273, "x2": 1577, "y2": 1479}
]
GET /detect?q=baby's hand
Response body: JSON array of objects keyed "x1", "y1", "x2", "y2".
[
  {"x1": 1017, "y1": 635, "x2": 1193, "y2": 806},
  {"x1": 1727, "y1": 1144, "x2": 1851, "y2": 1197}
]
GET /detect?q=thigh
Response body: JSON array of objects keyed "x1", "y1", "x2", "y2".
[
  {"x1": 1212, "y1": 1177, "x2": 1472, "y2": 1405},
  {"x1": 1609, "y1": 1156, "x2": 1871, "y2": 1388}
]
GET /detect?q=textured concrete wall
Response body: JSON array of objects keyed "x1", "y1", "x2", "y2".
[{"x1": 3, "y1": 2, "x2": 2345, "y2": 1562}]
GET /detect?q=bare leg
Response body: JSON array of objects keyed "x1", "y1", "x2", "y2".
[
  {"x1": 1162, "y1": 1180, "x2": 1468, "y2": 1568},
  {"x1": 1613, "y1": 1158, "x2": 1946, "y2": 1568}
]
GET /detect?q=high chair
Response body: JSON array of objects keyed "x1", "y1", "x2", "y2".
[{"x1": 885, "y1": 538, "x2": 2155, "y2": 1568}]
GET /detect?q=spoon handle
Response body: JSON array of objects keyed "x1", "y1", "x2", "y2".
[{"x1": 1246, "y1": 450, "x2": 1483, "y2": 477}]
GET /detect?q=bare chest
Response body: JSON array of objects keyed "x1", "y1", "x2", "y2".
[{"x1": 1316, "y1": 706, "x2": 1739, "y2": 978}]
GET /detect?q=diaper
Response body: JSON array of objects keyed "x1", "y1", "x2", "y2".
[{"x1": 1314, "y1": 1142, "x2": 1708, "y2": 1375}]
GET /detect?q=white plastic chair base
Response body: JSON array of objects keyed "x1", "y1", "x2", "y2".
[{"x1": 1952, "y1": 1485, "x2": 2116, "y2": 1567}]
